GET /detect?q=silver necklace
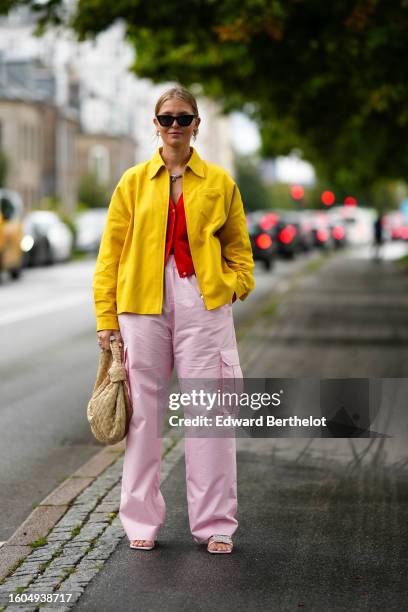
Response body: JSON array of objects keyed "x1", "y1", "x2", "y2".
[{"x1": 170, "y1": 173, "x2": 183, "y2": 183}]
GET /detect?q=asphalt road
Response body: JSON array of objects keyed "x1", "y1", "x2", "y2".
[
  {"x1": 0, "y1": 259, "x2": 102, "y2": 543},
  {"x1": 0, "y1": 253, "x2": 300, "y2": 543}
]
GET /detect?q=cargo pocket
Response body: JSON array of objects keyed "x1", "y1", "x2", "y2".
[{"x1": 219, "y1": 347, "x2": 243, "y2": 418}]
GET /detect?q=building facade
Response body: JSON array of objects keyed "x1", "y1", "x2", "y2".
[
  {"x1": 75, "y1": 132, "x2": 135, "y2": 195},
  {"x1": 0, "y1": 53, "x2": 136, "y2": 213},
  {"x1": 0, "y1": 98, "x2": 43, "y2": 211}
]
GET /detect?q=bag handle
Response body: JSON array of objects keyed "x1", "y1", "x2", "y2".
[{"x1": 109, "y1": 336, "x2": 123, "y2": 365}]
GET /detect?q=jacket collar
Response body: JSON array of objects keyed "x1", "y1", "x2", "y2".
[{"x1": 148, "y1": 146, "x2": 206, "y2": 179}]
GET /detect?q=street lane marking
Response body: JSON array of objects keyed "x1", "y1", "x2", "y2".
[{"x1": 0, "y1": 293, "x2": 90, "y2": 326}]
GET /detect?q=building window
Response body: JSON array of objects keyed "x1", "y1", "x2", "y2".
[
  {"x1": 67, "y1": 127, "x2": 74, "y2": 166},
  {"x1": 24, "y1": 125, "x2": 28, "y2": 161},
  {"x1": 88, "y1": 145, "x2": 110, "y2": 184},
  {"x1": 19, "y1": 124, "x2": 24, "y2": 161},
  {"x1": 31, "y1": 125, "x2": 35, "y2": 161},
  {"x1": 29, "y1": 125, "x2": 32, "y2": 160}
]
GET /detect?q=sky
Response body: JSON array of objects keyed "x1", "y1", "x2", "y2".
[
  {"x1": 230, "y1": 112, "x2": 262, "y2": 154},
  {"x1": 230, "y1": 112, "x2": 316, "y2": 185}
]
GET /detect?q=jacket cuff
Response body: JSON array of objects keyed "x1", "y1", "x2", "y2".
[
  {"x1": 96, "y1": 316, "x2": 120, "y2": 332},
  {"x1": 234, "y1": 275, "x2": 249, "y2": 301}
]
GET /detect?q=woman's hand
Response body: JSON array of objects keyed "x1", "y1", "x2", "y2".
[{"x1": 97, "y1": 330, "x2": 124, "y2": 361}]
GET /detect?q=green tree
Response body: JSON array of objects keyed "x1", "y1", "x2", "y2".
[
  {"x1": 266, "y1": 183, "x2": 302, "y2": 211},
  {"x1": 236, "y1": 156, "x2": 270, "y2": 212},
  {"x1": 77, "y1": 172, "x2": 110, "y2": 209},
  {"x1": 367, "y1": 179, "x2": 407, "y2": 214},
  {"x1": 4, "y1": 0, "x2": 408, "y2": 190},
  {"x1": 0, "y1": 150, "x2": 8, "y2": 187}
]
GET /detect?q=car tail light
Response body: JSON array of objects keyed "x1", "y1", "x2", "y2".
[
  {"x1": 260, "y1": 212, "x2": 279, "y2": 230},
  {"x1": 278, "y1": 224, "x2": 297, "y2": 244},
  {"x1": 332, "y1": 226, "x2": 345, "y2": 240},
  {"x1": 401, "y1": 226, "x2": 408, "y2": 240},
  {"x1": 317, "y1": 229, "x2": 329, "y2": 242},
  {"x1": 255, "y1": 233, "x2": 273, "y2": 249}
]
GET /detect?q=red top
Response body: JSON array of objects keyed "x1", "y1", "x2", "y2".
[
  {"x1": 164, "y1": 193, "x2": 195, "y2": 277},
  {"x1": 164, "y1": 192, "x2": 237, "y2": 302}
]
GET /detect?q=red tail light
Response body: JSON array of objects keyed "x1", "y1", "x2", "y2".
[
  {"x1": 260, "y1": 212, "x2": 279, "y2": 230},
  {"x1": 332, "y1": 226, "x2": 345, "y2": 240},
  {"x1": 317, "y1": 229, "x2": 329, "y2": 242},
  {"x1": 401, "y1": 226, "x2": 408, "y2": 240},
  {"x1": 255, "y1": 233, "x2": 273, "y2": 249},
  {"x1": 279, "y1": 224, "x2": 297, "y2": 244}
]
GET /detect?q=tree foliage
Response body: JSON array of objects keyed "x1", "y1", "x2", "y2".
[
  {"x1": 3, "y1": 0, "x2": 408, "y2": 191},
  {"x1": 0, "y1": 150, "x2": 8, "y2": 187},
  {"x1": 235, "y1": 156, "x2": 271, "y2": 212},
  {"x1": 77, "y1": 172, "x2": 110, "y2": 209}
]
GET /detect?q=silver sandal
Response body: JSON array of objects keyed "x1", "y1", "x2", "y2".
[
  {"x1": 207, "y1": 534, "x2": 233, "y2": 554},
  {"x1": 129, "y1": 539, "x2": 156, "y2": 550}
]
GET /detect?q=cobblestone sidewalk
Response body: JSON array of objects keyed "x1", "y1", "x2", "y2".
[{"x1": 0, "y1": 438, "x2": 184, "y2": 612}]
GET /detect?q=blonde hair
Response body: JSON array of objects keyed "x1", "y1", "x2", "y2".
[{"x1": 154, "y1": 86, "x2": 199, "y2": 116}]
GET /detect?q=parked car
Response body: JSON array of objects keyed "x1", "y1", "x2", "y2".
[
  {"x1": 0, "y1": 188, "x2": 24, "y2": 280},
  {"x1": 288, "y1": 210, "x2": 315, "y2": 252},
  {"x1": 308, "y1": 210, "x2": 335, "y2": 250},
  {"x1": 327, "y1": 212, "x2": 348, "y2": 248},
  {"x1": 22, "y1": 211, "x2": 73, "y2": 266},
  {"x1": 383, "y1": 211, "x2": 406, "y2": 241},
  {"x1": 329, "y1": 205, "x2": 376, "y2": 245},
  {"x1": 246, "y1": 211, "x2": 278, "y2": 270},
  {"x1": 273, "y1": 211, "x2": 303, "y2": 258},
  {"x1": 74, "y1": 208, "x2": 108, "y2": 254}
]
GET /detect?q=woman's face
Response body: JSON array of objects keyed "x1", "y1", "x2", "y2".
[{"x1": 153, "y1": 97, "x2": 200, "y2": 149}]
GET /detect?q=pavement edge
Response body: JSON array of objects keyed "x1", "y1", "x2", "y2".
[{"x1": 0, "y1": 443, "x2": 125, "y2": 583}]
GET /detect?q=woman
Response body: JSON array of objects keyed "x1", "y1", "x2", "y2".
[{"x1": 93, "y1": 85, "x2": 255, "y2": 554}]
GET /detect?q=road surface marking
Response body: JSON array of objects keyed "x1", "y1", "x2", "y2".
[{"x1": 0, "y1": 293, "x2": 90, "y2": 326}]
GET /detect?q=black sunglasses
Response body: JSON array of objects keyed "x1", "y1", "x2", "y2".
[{"x1": 156, "y1": 114, "x2": 196, "y2": 127}]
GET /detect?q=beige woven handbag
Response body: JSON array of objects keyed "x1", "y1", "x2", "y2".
[{"x1": 87, "y1": 337, "x2": 133, "y2": 445}]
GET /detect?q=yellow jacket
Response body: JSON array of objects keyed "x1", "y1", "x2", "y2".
[{"x1": 93, "y1": 146, "x2": 255, "y2": 331}]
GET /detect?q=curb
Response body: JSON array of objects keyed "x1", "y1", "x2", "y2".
[
  {"x1": 0, "y1": 443, "x2": 125, "y2": 584},
  {"x1": 0, "y1": 437, "x2": 183, "y2": 611}
]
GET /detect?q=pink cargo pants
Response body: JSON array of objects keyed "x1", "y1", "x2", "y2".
[{"x1": 118, "y1": 254, "x2": 241, "y2": 544}]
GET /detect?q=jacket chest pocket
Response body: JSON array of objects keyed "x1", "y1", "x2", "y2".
[{"x1": 198, "y1": 189, "x2": 226, "y2": 227}]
